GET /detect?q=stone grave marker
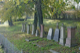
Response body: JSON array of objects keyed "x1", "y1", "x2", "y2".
[
  {"x1": 47, "y1": 28, "x2": 53, "y2": 40},
  {"x1": 22, "y1": 23, "x2": 24, "y2": 32},
  {"x1": 65, "y1": 26, "x2": 77, "y2": 47},
  {"x1": 40, "y1": 24, "x2": 44, "y2": 38},
  {"x1": 35, "y1": 29, "x2": 39, "y2": 36},
  {"x1": 21, "y1": 23, "x2": 26, "y2": 32},
  {"x1": 32, "y1": 24, "x2": 36, "y2": 35},
  {"x1": 24, "y1": 23, "x2": 26, "y2": 32},
  {"x1": 79, "y1": 47, "x2": 80, "y2": 50},
  {"x1": 27, "y1": 24, "x2": 30, "y2": 34},
  {"x1": 53, "y1": 23, "x2": 60, "y2": 42},
  {"x1": 59, "y1": 23, "x2": 66, "y2": 46}
]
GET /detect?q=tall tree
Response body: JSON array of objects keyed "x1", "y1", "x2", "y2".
[{"x1": 36, "y1": 0, "x2": 43, "y2": 29}]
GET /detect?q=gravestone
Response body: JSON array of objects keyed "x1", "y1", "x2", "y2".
[
  {"x1": 21, "y1": 23, "x2": 26, "y2": 32},
  {"x1": 24, "y1": 23, "x2": 26, "y2": 32},
  {"x1": 32, "y1": 24, "x2": 36, "y2": 35},
  {"x1": 65, "y1": 26, "x2": 77, "y2": 47},
  {"x1": 40, "y1": 24, "x2": 44, "y2": 38},
  {"x1": 59, "y1": 23, "x2": 66, "y2": 45},
  {"x1": 47, "y1": 28, "x2": 53, "y2": 40},
  {"x1": 22, "y1": 23, "x2": 24, "y2": 32},
  {"x1": 35, "y1": 30, "x2": 39, "y2": 36},
  {"x1": 53, "y1": 23, "x2": 60, "y2": 42},
  {"x1": 32, "y1": 24, "x2": 34, "y2": 35},
  {"x1": 27, "y1": 24, "x2": 30, "y2": 34},
  {"x1": 79, "y1": 47, "x2": 80, "y2": 50}
]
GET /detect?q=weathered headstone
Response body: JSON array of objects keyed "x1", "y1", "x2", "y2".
[
  {"x1": 59, "y1": 23, "x2": 66, "y2": 45},
  {"x1": 79, "y1": 47, "x2": 80, "y2": 50},
  {"x1": 27, "y1": 24, "x2": 30, "y2": 34},
  {"x1": 32, "y1": 24, "x2": 36, "y2": 35},
  {"x1": 53, "y1": 23, "x2": 60, "y2": 42},
  {"x1": 24, "y1": 23, "x2": 26, "y2": 32},
  {"x1": 65, "y1": 26, "x2": 77, "y2": 47},
  {"x1": 22, "y1": 23, "x2": 26, "y2": 32},
  {"x1": 22, "y1": 23, "x2": 24, "y2": 32},
  {"x1": 35, "y1": 30, "x2": 39, "y2": 36},
  {"x1": 40, "y1": 24, "x2": 44, "y2": 38},
  {"x1": 47, "y1": 28, "x2": 53, "y2": 40}
]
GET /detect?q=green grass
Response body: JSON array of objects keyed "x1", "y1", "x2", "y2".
[
  {"x1": 0, "y1": 46, "x2": 4, "y2": 53},
  {"x1": 0, "y1": 19, "x2": 80, "y2": 53}
]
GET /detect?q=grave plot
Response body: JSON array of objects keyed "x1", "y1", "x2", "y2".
[
  {"x1": 32, "y1": 39, "x2": 53, "y2": 47},
  {"x1": 25, "y1": 35, "x2": 40, "y2": 42},
  {"x1": 25, "y1": 37, "x2": 40, "y2": 42}
]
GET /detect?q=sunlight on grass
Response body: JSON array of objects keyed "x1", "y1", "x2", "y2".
[{"x1": 44, "y1": 19, "x2": 60, "y2": 24}]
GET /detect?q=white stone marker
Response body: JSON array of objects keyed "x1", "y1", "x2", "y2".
[
  {"x1": 59, "y1": 23, "x2": 66, "y2": 45},
  {"x1": 27, "y1": 24, "x2": 30, "y2": 34},
  {"x1": 47, "y1": 28, "x2": 53, "y2": 40},
  {"x1": 35, "y1": 29, "x2": 39, "y2": 36}
]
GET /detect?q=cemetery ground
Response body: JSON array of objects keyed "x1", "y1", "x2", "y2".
[{"x1": 0, "y1": 19, "x2": 80, "y2": 53}]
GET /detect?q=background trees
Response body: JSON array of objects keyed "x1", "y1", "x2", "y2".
[{"x1": 0, "y1": 0, "x2": 79, "y2": 26}]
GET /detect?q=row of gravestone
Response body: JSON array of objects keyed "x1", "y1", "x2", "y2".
[{"x1": 21, "y1": 23, "x2": 77, "y2": 47}]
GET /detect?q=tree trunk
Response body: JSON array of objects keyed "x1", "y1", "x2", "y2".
[
  {"x1": 32, "y1": 1, "x2": 38, "y2": 34},
  {"x1": 36, "y1": 0, "x2": 43, "y2": 30},
  {"x1": 8, "y1": 17, "x2": 13, "y2": 26},
  {"x1": 33, "y1": 5, "x2": 37, "y2": 34}
]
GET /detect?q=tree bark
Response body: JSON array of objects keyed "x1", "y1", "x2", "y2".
[
  {"x1": 36, "y1": 0, "x2": 43, "y2": 30},
  {"x1": 33, "y1": 2, "x2": 38, "y2": 34},
  {"x1": 33, "y1": 8, "x2": 37, "y2": 34},
  {"x1": 8, "y1": 17, "x2": 13, "y2": 26}
]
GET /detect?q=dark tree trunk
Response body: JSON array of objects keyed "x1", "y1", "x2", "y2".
[
  {"x1": 55, "y1": 13, "x2": 57, "y2": 19},
  {"x1": 8, "y1": 17, "x2": 13, "y2": 26},
  {"x1": 33, "y1": 4, "x2": 37, "y2": 34},
  {"x1": 59, "y1": 14, "x2": 60, "y2": 19},
  {"x1": 36, "y1": 0, "x2": 43, "y2": 30}
]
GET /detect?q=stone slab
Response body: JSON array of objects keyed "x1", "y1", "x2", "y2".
[
  {"x1": 27, "y1": 24, "x2": 30, "y2": 34},
  {"x1": 32, "y1": 42, "x2": 53, "y2": 48},
  {"x1": 59, "y1": 26, "x2": 66, "y2": 46},
  {"x1": 25, "y1": 38, "x2": 39, "y2": 42},
  {"x1": 47, "y1": 28, "x2": 53, "y2": 40},
  {"x1": 40, "y1": 24, "x2": 44, "y2": 38},
  {"x1": 65, "y1": 27, "x2": 77, "y2": 47},
  {"x1": 35, "y1": 30, "x2": 39, "y2": 37},
  {"x1": 32, "y1": 24, "x2": 36, "y2": 35},
  {"x1": 79, "y1": 47, "x2": 80, "y2": 50},
  {"x1": 53, "y1": 28, "x2": 60, "y2": 42},
  {"x1": 49, "y1": 49, "x2": 60, "y2": 53}
]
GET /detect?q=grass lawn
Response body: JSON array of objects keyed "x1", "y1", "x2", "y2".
[{"x1": 0, "y1": 19, "x2": 80, "y2": 53}]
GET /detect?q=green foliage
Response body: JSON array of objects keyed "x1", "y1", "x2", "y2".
[
  {"x1": 74, "y1": 0, "x2": 80, "y2": 3},
  {"x1": 42, "y1": 0, "x2": 67, "y2": 18},
  {"x1": 0, "y1": 0, "x2": 33, "y2": 21},
  {"x1": 75, "y1": 10, "x2": 80, "y2": 18},
  {"x1": 0, "y1": 0, "x2": 76, "y2": 21}
]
